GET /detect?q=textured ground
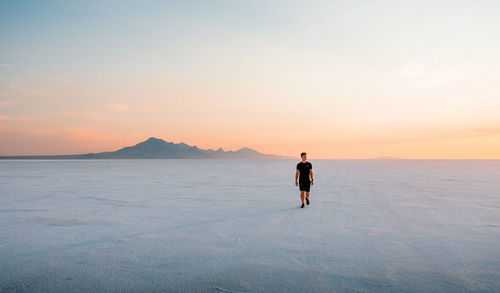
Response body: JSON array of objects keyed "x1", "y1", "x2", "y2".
[{"x1": 1, "y1": 159, "x2": 499, "y2": 292}]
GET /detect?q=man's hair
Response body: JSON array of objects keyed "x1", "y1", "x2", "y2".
[{"x1": 300, "y1": 152, "x2": 307, "y2": 157}]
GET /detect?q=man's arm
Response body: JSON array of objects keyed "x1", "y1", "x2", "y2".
[
  {"x1": 295, "y1": 169, "x2": 299, "y2": 186},
  {"x1": 310, "y1": 169, "x2": 314, "y2": 185}
]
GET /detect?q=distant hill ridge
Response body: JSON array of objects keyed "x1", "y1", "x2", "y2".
[{"x1": 0, "y1": 137, "x2": 288, "y2": 159}]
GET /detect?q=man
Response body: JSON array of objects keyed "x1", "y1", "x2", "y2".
[{"x1": 295, "y1": 152, "x2": 314, "y2": 208}]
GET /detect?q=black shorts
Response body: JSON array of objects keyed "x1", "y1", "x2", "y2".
[{"x1": 299, "y1": 180, "x2": 311, "y2": 192}]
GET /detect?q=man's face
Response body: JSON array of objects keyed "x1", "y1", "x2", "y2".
[{"x1": 301, "y1": 155, "x2": 307, "y2": 161}]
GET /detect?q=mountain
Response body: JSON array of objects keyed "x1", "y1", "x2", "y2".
[
  {"x1": 0, "y1": 137, "x2": 289, "y2": 159},
  {"x1": 374, "y1": 156, "x2": 402, "y2": 160}
]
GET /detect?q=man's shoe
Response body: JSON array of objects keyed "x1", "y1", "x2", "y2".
[
  {"x1": 301, "y1": 203, "x2": 305, "y2": 208},
  {"x1": 306, "y1": 198, "x2": 310, "y2": 205}
]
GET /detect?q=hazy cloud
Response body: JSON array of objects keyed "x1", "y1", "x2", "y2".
[
  {"x1": 0, "y1": 100, "x2": 24, "y2": 108},
  {"x1": 25, "y1": 68, "x2": 72, "y2": 84},
  {"x1": 53, "y1": 109, "x2": 107, "y2": 120},
  {"x1": 9, "y1": 85, "x2": 44, "y2": 95},
  {"x1": 474, "y1": 127, "x2": 500, "y2": 134},
  {"x1": 0, "y1": 114, "x2": 32, "y2": 121},
  {"x1": 35, "y1": 126, "x2": 115, "y2": 141},
  {"x1": 104, "y1": 103, "x2": 131, "y2": 113},
  {"x1": 394, "y1": 63, "x2": 462, "y2": 88}
]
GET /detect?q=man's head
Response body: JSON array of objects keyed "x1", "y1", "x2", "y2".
[{"x1": 300, "y1": 152, "x2": 307, "y2": 161}]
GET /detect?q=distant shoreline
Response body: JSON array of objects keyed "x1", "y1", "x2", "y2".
[{"x1": 0, "y1": 157, "x2": 292, "y2": 160}]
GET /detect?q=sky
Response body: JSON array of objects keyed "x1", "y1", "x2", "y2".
[{"x1": 1, "y1": 0, "x2": 499, "y2": 159}]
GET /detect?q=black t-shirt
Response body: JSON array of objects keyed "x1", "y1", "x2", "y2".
[{"x1": 296, "y1": 161, "x2": 312, "y2": 182}]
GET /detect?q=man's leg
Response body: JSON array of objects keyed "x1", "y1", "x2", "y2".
[
  {"x1": 306, "y1": 191, "x2": 310, "y2": 205},
  {"x1": 300, "y1": 190, "x2": 305, "y2": 204}
]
